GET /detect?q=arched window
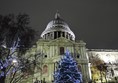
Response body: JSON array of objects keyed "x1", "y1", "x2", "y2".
[
  {"x1": 78, "y1": 65, "x2": 82, "y2": 72},
  {"x1": 54, "y1": 32, "x2": 57, "y2": 39},
  {"x1": 60, "y1": 47, "x2": 64, "y2": 55},
  {"x1": 66, "y1": 33, "x2": 68, "y2": 39},
  {"x1": 42, "y1": 65, "x2": 48, "y2": 74},
  {"x1": 62, "y1": 32, "x2": 65, "y2": 37}
]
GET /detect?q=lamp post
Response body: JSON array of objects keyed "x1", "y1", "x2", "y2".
[
  {"x1": 115, "y1": 77, "x2": 117, "y2": 83},
  {"x1": 33, "y1": 52, "x2": 46, "y2": 83},
  {"x1": 98, "y1": 64, "x2": 103, "y2": 83},
  {"x1": 12, "y1": 59, "x2": 18, "y2": 66},
  {"x1": 104, "y1": 63, "x2": 108, "y2": 83}
]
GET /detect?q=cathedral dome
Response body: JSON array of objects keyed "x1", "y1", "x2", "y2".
[{"x1": 41, "y1": 12, "x2": 75, "y2": 40}]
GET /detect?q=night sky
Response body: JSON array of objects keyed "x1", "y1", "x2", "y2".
[{"x1": 0, "y1": 0, "x2": 118, "y2": 49}]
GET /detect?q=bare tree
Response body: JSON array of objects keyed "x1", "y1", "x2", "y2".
[
  {"x1": 0, "y1": 13, "x2": 37, "y2": 83},
  {"x1": 89, "y1": 55, "x2": 108, "y2": 83}
]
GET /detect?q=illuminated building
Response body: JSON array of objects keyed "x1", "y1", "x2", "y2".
[{"x1": 25, "y1": 12, "x2": 118, "y2": 83}]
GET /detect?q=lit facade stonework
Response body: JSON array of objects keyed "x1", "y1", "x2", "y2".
[
  {"x1": 25, "y1": 12, "x2": 90, "y2": 83},
  {"x1": 24, "y1": 12, "x2": 118, "y2": 83}
]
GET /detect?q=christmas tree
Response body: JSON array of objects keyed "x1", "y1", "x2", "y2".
[{"x1": 54, "y1": 50, "x2": 82, "y2": 83}]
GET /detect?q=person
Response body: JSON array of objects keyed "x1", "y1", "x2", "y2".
[
  {"x1": 88, "y1": 80, "x2": 92, "y2": 83},
  {"x1": 34, "y1": 78, "x2": 39, "y2": 83},
  {"x1": 43, "y1": 78, "x2": 46, "y2": 83}
]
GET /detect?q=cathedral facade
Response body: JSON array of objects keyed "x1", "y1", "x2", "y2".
[{"x1": 25, "y1": 12, "x2": 118, "y2": 83}]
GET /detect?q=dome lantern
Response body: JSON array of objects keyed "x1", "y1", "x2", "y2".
[{"x1": 55, "y1": 11, "x2": 61, "y2": 19}]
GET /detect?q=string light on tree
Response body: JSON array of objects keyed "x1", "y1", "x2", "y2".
[{"x1": 54, "y1": 50, "x2": 83, "y2": 83}]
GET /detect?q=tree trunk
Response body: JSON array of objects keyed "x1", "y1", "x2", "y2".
[
  {"x1": 100, "y1": 71, "x2": 102, "y2": 83},
  {"x1": 105, "y1": 73, "x2": 107, "y2": 83},
  {"x1": 0, "y1": 76, "x2": 6, "y2": 83}
]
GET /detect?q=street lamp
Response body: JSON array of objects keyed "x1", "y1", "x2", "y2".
[{"x1": 12, "y1": 59, "x2": 18, "y2": 66}]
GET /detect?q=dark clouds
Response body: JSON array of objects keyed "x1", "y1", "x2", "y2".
[{"x1": 0, "y1": 0, "x2": 118, "y2": 49}]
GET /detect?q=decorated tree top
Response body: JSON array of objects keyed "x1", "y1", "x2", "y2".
[{"x1": 54, "y1": 50, "x2": 82, "y2": 83}]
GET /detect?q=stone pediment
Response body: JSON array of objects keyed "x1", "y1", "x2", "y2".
[{"x1": 36, "y1": 37, "x2": 80, "y2": 46}]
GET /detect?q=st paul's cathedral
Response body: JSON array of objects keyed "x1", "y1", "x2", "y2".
[{"x1": 24, "y1": 12, "x2": 118, "y2": 83}]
